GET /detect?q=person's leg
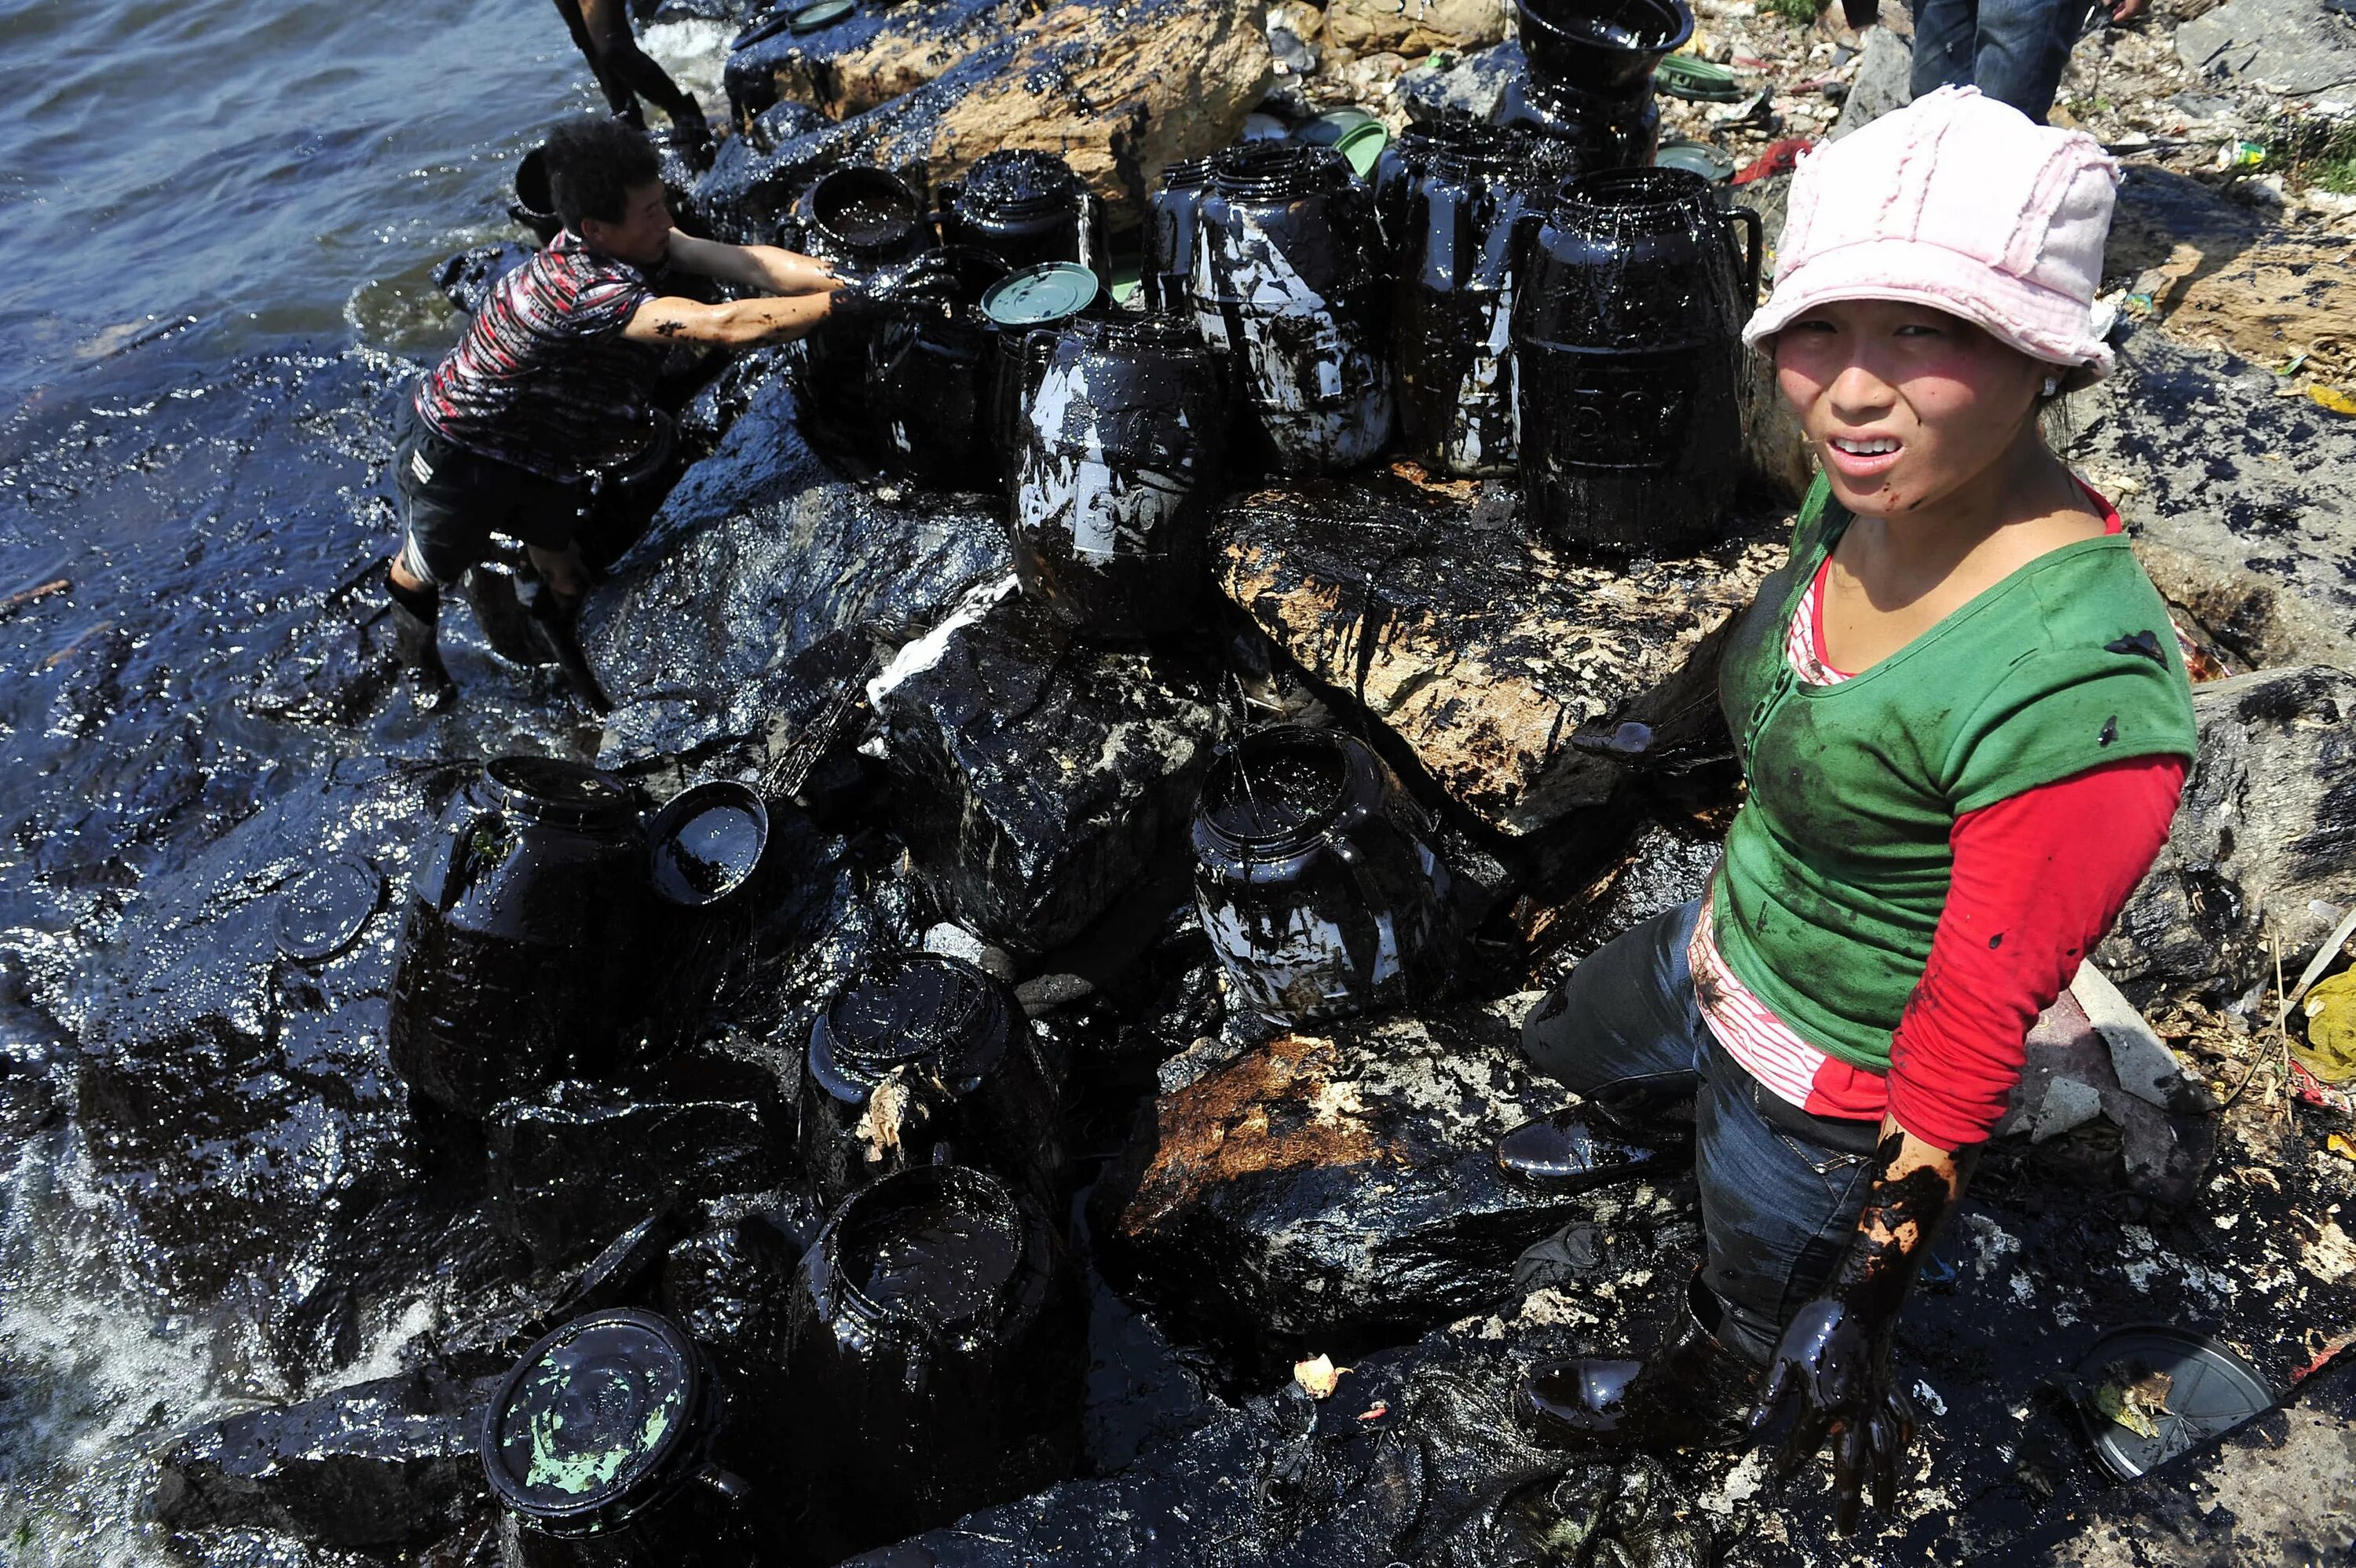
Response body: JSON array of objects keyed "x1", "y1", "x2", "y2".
[
  {"x1": 504, "y1": 480, "x2": 612, "y2": 714},
  {"x1": 1969, "y1": 0, "x2": 2080, "y2": 120},
  {"x1": 1520, "y1": 899, "x2": 1708, "y2": 1117},
  {"x1": 387, "y1": 417, "x2": 497, "y2": 705},
  {"x1": 1689, "y1": 1031, "x2": 1882, "y2": 1364},
  {"x1": 578, "y1": 0, "x2": 706, "y2": 133},
  {"x1": 551, "y1": 0, "x2": 642, "y2": 121},
  {"x1": 1908, "y1": 0, "x2": 1982, "y2": 99}
]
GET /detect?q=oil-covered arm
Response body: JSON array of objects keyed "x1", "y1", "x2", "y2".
[{"x1": 1750, "y1": 1124, "x2": 1976, "y2": 1535}]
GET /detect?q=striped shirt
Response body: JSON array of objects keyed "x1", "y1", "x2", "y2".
[{"x1": 414, "y1": 230, "x2": 659, "y2": 484}]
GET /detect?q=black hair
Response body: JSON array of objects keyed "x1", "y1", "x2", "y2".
[{"x1": 541, "y1": 115, "x2": 663, "y2": 232}]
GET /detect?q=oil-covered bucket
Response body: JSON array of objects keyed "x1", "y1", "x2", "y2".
[
  {"x1": 979, "y1": 260, "x2": 1103, "y2": 488},
  {"x1": 793, "y1": 166, "x2": 931, "y2": 272},
  {"x1": 1513, "y1": 166, "x2": 1760, "y2": 552},
  {"x1": 784, "y1": 1164, "x2": 1080, "y2": 1559},
  {"x1": 1011, "y1": 311, "x2": 1227, "y2": 637},
  {"x1": 511, "y1": 148, "x2": 563, "y2": 243},
  {"x1": 1191, "y1": 726, "x2": 1458, "y2": 1025},
  {"x1": 1192, "y1": 141, "x2": 1396, "y2": 473},
  {"x1": 641, "y1": 781, "x2": 772, "y2": 1053},
  {"x1": 388, "y1": 757, "x2": 651, "y2": 1120},
  {"x1": 482, "y1": 1308, "x2": 760, "y2": 1566},
  {"x1": 1515, "y1": 0, "x2": 1694, "y2": 97},
  {"x1": 1143, "y1": 156, "x2": 1216, "y2": 313},
  {"x1": 938, "y1": 149, "x2": 1105, "y2": 280},
  {"x1": 798, "y1": 949, "x2": 1064, "y2": 1208},
  {"x1": 1494, "y1": 74, "x2": 1664, "y2": 173},
  {"x1": 865, "y1": 247, "x2": 1015, "y2": 486},
  {"x1": 1384, "y1": 122, "x2": 1560, "y2": 477}
]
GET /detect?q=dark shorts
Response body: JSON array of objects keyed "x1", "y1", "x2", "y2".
[
  {"x1": 1520, "y1": 900, "x2": 1886, "y2": 1364},
  {"x1": 393, "y1": 405, "x2": 583, "y2": 589}
]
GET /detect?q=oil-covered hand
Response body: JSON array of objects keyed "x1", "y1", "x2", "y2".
[
  {"x1": 1751, "y1": 1297, "x2": 1916, "y2": 1533},
  {"x1": 1751, "y1": 1126, "x2": 1975, "y2": 1535}
]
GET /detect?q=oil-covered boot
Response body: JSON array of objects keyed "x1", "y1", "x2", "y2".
[
  {"x1": 386, "y1": 566, "x2": 456, "y2": 709},
  {"x1": 1493, "y1": 1102, "x2": 1688, "y2": 1193},
  {"x1": 527, "y1": 588, "x2": 612, "y2": 715},
  {"x1": 1516, "y1": 1283, "x2": 1758, "y2": 1453}
]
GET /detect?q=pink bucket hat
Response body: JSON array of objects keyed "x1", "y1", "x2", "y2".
[{"x1": 1742, "y1": 85, "x2": 2120, "y2": 379}]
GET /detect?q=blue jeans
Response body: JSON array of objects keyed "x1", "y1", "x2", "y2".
[
  {"x1": 1519, "y1": 900, "x2": 1883, "y2": 1364},
  {"x1": 1908, "y1": 0, "x2": 2082, "y2": 121}
]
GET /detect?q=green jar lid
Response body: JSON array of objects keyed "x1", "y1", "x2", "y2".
[
  {"x1": 1654, "y1": 137, "x2": 1736, "y2": 181},
  {"x1": 790, "y1": 0, "x2": 856, "y2": 32},
  {"x1": 1656, "y1": 53, "x2": 1747, "y2": 101},
  {"x1": 1297, "y1": 108, "x2": 1381, "y2": 147},
  {"x1": 982, "y1": 261, "x2": 1100, "y2": 326},
  {"x1": 1334, "y1": 121, "x2": 1388, "y2": 180}
]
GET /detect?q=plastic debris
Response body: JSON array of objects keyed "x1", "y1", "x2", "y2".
[
  {"x1": 1294, "y1": 1354, "x2": 1346, "y2": 1399},
  {"x1": 2298, "y1": 969, "x2": 2356, "y2": 1081}
]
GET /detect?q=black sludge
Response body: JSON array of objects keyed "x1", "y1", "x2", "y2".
[
  {"x1": 1382, "y1": 123, "x2": 1560, "y2": 477},
  {"x1": 862, "y1": 247, "x2": 1013, "y2": 484},
  {"x1": 1141, "y1": 155, "x2": 1216, "y2": 313},
  {"x1": 1191, "y1": 726, "x2": 1459, "y2": 1026},
  {"x1": 784, "y1": 1164, "x2": 1081, "y2": 1560},
  {"x1": 1513, "y1": 166, "x2": 1761, "y2": 553},
  {"x1": 387, "y1": 758, "x2": 653, "y2": 1120},
  {"x1": 798, "y1": 949, "x2": 1065, "y2": 1208},
  {"x1": 482, "y1": 1308, "x2": 765, "y2": 1566},
  {"x1": 1011, "y1": 312, "x2": 1227, "y2": 636},
  {"x1": 1192, "y1": 141, "x2": 1395, "y2": 474},
  {"x1": 938, "y1": 148, "x2": 1105, "y2": 280}
]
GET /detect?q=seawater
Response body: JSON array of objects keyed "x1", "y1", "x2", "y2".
[{"x1": 0, "y1": 2, "x2": 733, "y2": 1560}]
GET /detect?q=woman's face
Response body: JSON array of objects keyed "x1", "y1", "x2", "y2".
[{"x1": 1773, "y1": 300, "x2": 2049, "y2": 519}]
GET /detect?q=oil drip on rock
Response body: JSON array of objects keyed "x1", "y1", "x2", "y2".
[{"x1": 1191, "y1": 726, "x2": 1459, "y2": 1025}]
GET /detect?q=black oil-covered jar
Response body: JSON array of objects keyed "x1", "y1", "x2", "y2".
[
  {"x1": 865, "y1": 247, "x2": 1015, "y2": 486},
  {"x1": 1385, "y1": 122, "x2": 1560, "y2": 477},
  {"x1": 1493, "y1": 74, "x2": 1663, "y2": 173},
  {"x1": 1512, "y1": 166, "x2": 1761, "y2": 553},
  {"x1": 1142, "y1": 155, "x2": 1216, "y2": 313},
  {"x1": 1514, "y1": 0, "x2": 1694, "y2": 98},
  {"x1": 938, "y1": 149, "x2": 1107, "y2": 280},
  {"x1": 482, "y1": 1309, "x2": 760, "y2": 1567},
  {"x1": 388, "y1": 758, "x2": 650, "y2": 1120},
  {"x1": 1191, "y1": 726, "x2": 1458, "y2": 1026},
  {"x1": 792, "y1": 166, "x2": 932, "y2": 274},
  {"x1": 784, "y1": 1164, "x2": 1081, "y2": 1561},
  {"x1": 1010, "y1": 311, "x2": 1227, "y2": 637},
  {"x1": 799, "y1": 950, "x2": 1064, "y2": 1208},
  {"x1": 1192, "y1": 141, "x2": 1396, "y2": 473}
]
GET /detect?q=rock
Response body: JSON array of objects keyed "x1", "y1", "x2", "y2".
[
  {"x1": 2071, "y1": 960, "x2": 2206, "y2": 1115},
  {"x1": 660, "y1": 1215, "x2": 801, "y2": 1379},
  {"x1": 1323, "y1": 0, "x2": 1509, "y2": 57},
  {"x1": 1396, "y1": 39, "x2": 1523, "y2": 123},
  {"x1": 1091, "y1": 996, "x2": 1689, "y2": 1370},
  {"x1": 1213, "y1": 474, "x2": 1785, "y2": 841},
  {"x1": 484, "y1": 1037, "x2": 795, "y2": 1269},
  {"x1": 2098, "y1": 666, "x2": 2356, "y2": 1007},
  {"x1": 70, "y1": 759, "x2": 477, "y2": 1372},
  {"x1": 152, "y1": 1369, "x2": 492, "y2": 1549},
  {"x1": 2175, "y1": 0, "x2": 2356, "y2": 94},
  {"x1": 1993, "y1": 986, "x2": 2213, "y2": 1203},
  {"x1": 698, "y1": 0, "x2": 1270, "y2": 244},
  {"x1": 866, "y1": 578, "x2": 1222, "y2": 954},
  {"x1": 2065, "y1": 331, "x2": 2356, "y2": 674},
  {"x1": 725, "y1": 0, "x2": 1043, "y2": 120},
  {"x1": 585, "y1": 464, "x2": 1008, "y2": 780},
  {"x1": 1830, "y1": 24, "x2": 1910, "y2": 137}
]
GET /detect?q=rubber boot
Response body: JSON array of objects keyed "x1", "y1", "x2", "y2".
[
  {"x1": 1516, "y1": 1281, "x2": 1758, "y2": 1452},
  {"x1": 1494, "y1": 1102, "x2": 1689, "y2": 1193},
  {"x1": 528, "y1": 589, "x2": 613, "y2": 715},
  {"x1": 386, "y1": 568, "x2": 457, "y2": 709}
]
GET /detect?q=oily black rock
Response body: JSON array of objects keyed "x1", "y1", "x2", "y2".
[{"x1": 866, "y1": 582, "x2": 1222, "y2": 954}]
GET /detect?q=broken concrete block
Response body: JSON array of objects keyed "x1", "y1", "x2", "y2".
[
  {"x1": 2099, "y1": 667, "x2": 2356, "y2": 1007},
  {"x1": 1213, "y1": 473, "x2": 1784, "y2": 840},
  {"x1": 2072, "y1": 961, "x2": 2206, "y2": 1116},
  {"x1": 152, "y1": 1370, "x2": 492, "y2": 1549},
  {"x1": 867, "y1": 580, "x2": 1221, "y2": 954},
  {"x1": 1092, "y1": 996, "x2": 1681, "y2": 1368}
]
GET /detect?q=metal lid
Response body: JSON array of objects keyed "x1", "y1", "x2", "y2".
[
  {"x1": 648, "y1": 781, "x2": 769, "y2": 908},
  {"x1": 482, "y1": 1310, "x2": 706, "y2": 1532},
  {"x1": 2072, "y1": 1326, "x2": 2276, "y2": 1480},
  {"x1": 274, "y1": 857, "x2": 383, "y2": 963},
  {"x1": 790, "y1": 0, "x2": 856, "y2": 31},
  {"x1": 982, "y1": 262, "x2": 1100, "y2": 327}
]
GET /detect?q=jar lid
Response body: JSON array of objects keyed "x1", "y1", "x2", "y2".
[
  {"x1": 481, "y1": 1310, "x2": 707, "y2": 1533},
  {"x1": 483, "y1": 756, "x2": 638, "y2": 826},
  {"x1": 1652, "y1": 137, "x2": 1736, "y2": 181},
  {"x1": 1333, "y1": 121, "x2": 1388, "y2": 180},
  {"x1": 274, "y1": 857, "x2": 383, "y2": 963},
  {"x1": 791, "y1": 0, "x2": 855, "y2": 31},
  {"x1": 821, "y1": 950, "x2": 1004, "y2": 1075},
  {"x1": 648, "y1": 780, "x2": 769, "y2": 908},
  {"x1": 982, "y1": 262, "x2": 1099, "y2": 327},
  {"x1": 2072, "y1": 1326, "x2": 2274, "y2": 1481}
]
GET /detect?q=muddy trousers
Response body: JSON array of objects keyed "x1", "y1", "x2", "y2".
[{"x1": 1519, "y1": 899, "x2": 1885, "y2": 1365}]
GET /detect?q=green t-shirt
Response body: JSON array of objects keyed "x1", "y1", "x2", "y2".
[{"x1": 1710, "y1": 475, "x2": 2198, "y2": 1075}]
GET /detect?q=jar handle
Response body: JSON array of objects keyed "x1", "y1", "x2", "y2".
[
  {"x1": 1726, "y1": 205, "x2": 1765, "y2": 303},
  {"x1": 697, "y1": 1464, "x2": 753, "y2": 1504},
  {"x1": 427, "y1": 806, "x2": 503, "y2": 914}
]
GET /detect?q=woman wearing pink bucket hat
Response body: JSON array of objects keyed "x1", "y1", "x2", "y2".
[{"x1": 1500, "y1": 88, "x2": 2197, "y2": 1533}]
